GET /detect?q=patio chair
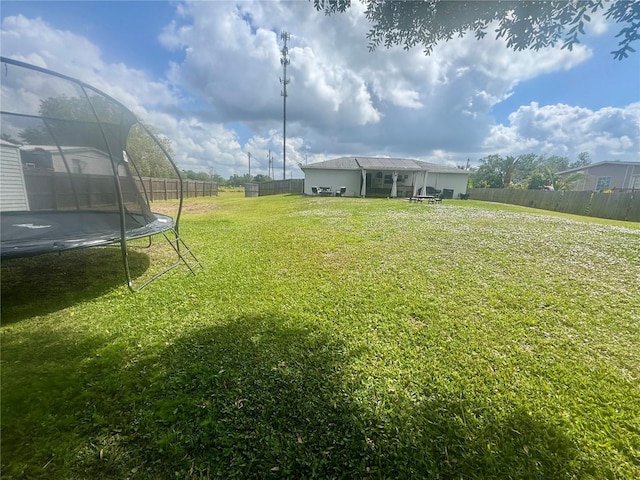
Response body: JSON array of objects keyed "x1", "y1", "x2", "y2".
[
  {"x1": 337, "y1": 186, "x2": 347, "y2": 197},
  {"x1": 311, "y1": 186, "x2": 319, "y2": 195}
]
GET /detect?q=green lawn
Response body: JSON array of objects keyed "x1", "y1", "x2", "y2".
[{"x1": 2, "y1": 193, "x2": 639, "y2": 479}]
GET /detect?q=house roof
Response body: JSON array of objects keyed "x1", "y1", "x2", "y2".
[
  {"x1": 0, "y1": 139, "x2": 21, "y2": 148},
  {"x1": 301, "y1": 156, "x2": 468, "y2": 174},
  {"x1": 302, "y1": 157, "x2": 360, "y2": 170},
  {"x1": 20, "y1": 145, "x2": 104, "y2": 154},
  {"x1": 557, "y1": 161, "x2": 640, "y2": 175}
]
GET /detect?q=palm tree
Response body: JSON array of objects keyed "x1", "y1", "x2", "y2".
[
  {"x1": 556, "y1": 172, "x2": 587, "y2": 191},
  {"x1": 544, "y1": 166, "x2": 586, "y2": 191}
]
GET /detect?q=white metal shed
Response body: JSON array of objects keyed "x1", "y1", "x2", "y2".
[{"x1": 0, "y1": 140, "x2": 30, "y2": 212}]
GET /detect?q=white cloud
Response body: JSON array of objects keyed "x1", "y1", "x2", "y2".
[
  {"x1": 161, "y1": 0, "x2": 383, "y2": 128},
  {"x1": 0, "y1": 12, "x2": 262, "y2": 176},
  {"x1": 1, "y1": 15, "x2": 181, "y2": 111},
  {"x1": 2, "y1": 2, "x2": 637, "y2": 178},
  {"x1": 1, "y1": 14, "x2": 99, "y2": 71},
  {"x1": 484, "y1": 102, "x2": 640, "y2": 160},
  {"x1": 139, "y1": 108, "x2": 265, "y2": 176}
]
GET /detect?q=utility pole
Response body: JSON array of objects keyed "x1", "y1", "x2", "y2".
[
  {"x1": 280, "y1": 31, "x2": 290, "y2": 181},
  {"x1": 248, "y1": 152, "x2": 251, "y2": 179},
  {"x1": 268, "y1": 149, "x2": 273, "y2": 179}
]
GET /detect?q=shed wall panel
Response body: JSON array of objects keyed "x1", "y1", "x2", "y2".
[{"x1": 1, "y1": 144, "x2": 30, "y2": 212}]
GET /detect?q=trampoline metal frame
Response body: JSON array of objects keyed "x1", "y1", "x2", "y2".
[{"x1": 0, "y1": 56, "x2": 202, "y2": 292}]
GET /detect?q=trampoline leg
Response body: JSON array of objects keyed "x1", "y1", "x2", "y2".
[
  {"x1": 121, "y1": 241, "x2": 136, "y2": 292},
  {"x1": 162, "y1": 229, "x2": 202, "y2": 275},
  {"x1": 126, "y1": 228, "x2": 202, "y2": 292}
]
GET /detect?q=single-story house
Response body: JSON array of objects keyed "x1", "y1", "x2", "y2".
[
  {"x1": 300, "y1": 156, "x2": 470, "y2": 198},
  {"x1": 19, "y1": 145, "x2": 126, "y2": 176},
  {"x1": 557, "y1": 161, "x2": 640, "y2": 192}
]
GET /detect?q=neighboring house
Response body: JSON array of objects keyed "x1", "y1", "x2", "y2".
[
  {"x1": 20, "y1": 145, "x2": 127, "y2": 176},
  {"x1": 2, "y1": 145, "x2": 132, "y2": 212},
  {"x1": 557, "y1": 161, "x2": 640, "y2": 192},
  {"x1": 300, "y1": 156, "x2": 469, "y2": 198}
]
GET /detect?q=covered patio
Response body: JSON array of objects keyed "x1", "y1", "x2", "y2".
[
  {"x1": 356, "y1": 158, "x2": 431, "y2": 198},
  {"x1": 301, "y1": 157, "x2": 469, "y2": 199}
]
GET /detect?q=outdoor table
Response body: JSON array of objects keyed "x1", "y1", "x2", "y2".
[{"x1": 409, "y1": 195, "x2": 440, "y2": 203}]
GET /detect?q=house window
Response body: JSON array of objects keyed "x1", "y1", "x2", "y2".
[
  {"x1": 383, "y1": 175, "x2": 393, "y2": 184},
  {"x1": 595, "y1": 176, "x2": 611, "y2": 191}
]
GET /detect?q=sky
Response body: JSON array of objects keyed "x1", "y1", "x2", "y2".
[{"x1": 1, "y1": 0, "x2": 639, "y2": 179}]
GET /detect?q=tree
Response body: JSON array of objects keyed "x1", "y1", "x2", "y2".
[
  {"x1": 227, "y1": 174, "x2": 254, "y2": 186},
  {"x1": 471, "y1": 154, "x2": 506, "y2": 188},
  {"x1": 20, "y1": 94, "x2": 129, "y2": 145},
  {"x1": 252, "y1": 174, "x2": 273, "y2": 183},
  {"x1": 18, "y1": 94, "x2": 177, "y2": 178},
  {"x1": 313, "y1": 0, "x2": 639, "y2": 59},
  {"x1": 522, "y1": 152, "x2": 590, "y2": 189},
  {"x1": 472, "y1": 153, "x2": 536, "y2": 188},
  {"x1": 210, "y1": 173, "x2": 227, "y2": 185},
  {"x1": 0, "y1": 132, "x2": 20, "y2": 144},
  {"x1": 525, "y1": 170, "x2": 548, "y2": 190},
  {"x1": 541, "y1": 166, "x2": 587, "y2": 191},
  {"x1": 471, "y1": 152, "x2": 592, "y2": 189},
  {"x1": 127, "y1": 123, "x2": 176, "y2": 178},
  {"x1": 182, "y1": 170, "x2": 218, "y2": 181},
  {"x1": 569, "y1": 151, "x2": 592, "y2": 169},
  {"x1": 555, "y1": 171, "x2": 587, "y2": 191},
  {"x1": 510, "y1": 153, "x2": 540, "y2": 185},
  {"x1": 543, "y1": 155, "x2": 571, "y2": 173}
]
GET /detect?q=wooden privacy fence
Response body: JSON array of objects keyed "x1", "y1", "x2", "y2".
[
  {"x1": 136, "y1": 177, "x2": 218, "y2": 202},
  {"x1": 468, "y1": 188, "x2": 640, "y2": 222},
  {"x1": 258, "y1": 179, "x2": 304, "y2": 196},
  {"x1": 16, "y1": 172, "x2": 217, "y2": 209},
  {"x1": 22, "y1": 171, "x2": 141, "y2": 211}
]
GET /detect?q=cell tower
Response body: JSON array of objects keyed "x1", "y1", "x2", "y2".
[{"x1": 280, "y1": 31, "x2": 290, "y2": 181}]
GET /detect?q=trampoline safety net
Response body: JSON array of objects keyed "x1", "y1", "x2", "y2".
[{"x1": 0, "y1": 57, "x2": 201, "y2": 290}]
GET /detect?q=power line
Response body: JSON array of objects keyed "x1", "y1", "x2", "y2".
[{"x1": 280, "y1": 31, "x2": 290, "y2": 181}]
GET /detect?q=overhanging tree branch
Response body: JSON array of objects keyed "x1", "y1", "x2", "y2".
[{"x1": 312, "y1": 0, "x2": 639, "y2": 59}]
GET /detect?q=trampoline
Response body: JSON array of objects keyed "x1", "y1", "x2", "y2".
[{"x1": 0, "y1": 57, "x2": 201, "y2": 291}]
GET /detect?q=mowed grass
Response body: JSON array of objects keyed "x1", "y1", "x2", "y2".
[{"x1": 1, "y1": 193, "x2": 639, "y2": 479}]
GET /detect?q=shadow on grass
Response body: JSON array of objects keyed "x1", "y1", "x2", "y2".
[
  {"x1": 1, "y1": 325, "x2": 112, "y2": 478},
  {"x1": 2, "y1": 313, "x2": 588, "y2": 479},
  {"x1": 1, "y1": 247, "x2": 150, "y2": 324}
]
